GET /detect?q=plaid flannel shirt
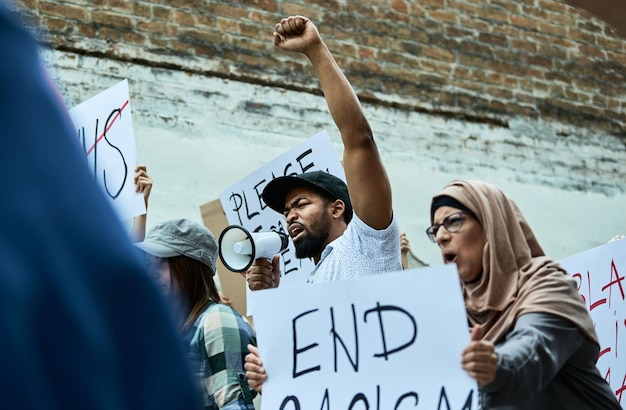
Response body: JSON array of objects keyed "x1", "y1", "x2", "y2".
[{"x1": 182, "y1": 303, "x2": 257, "y2": 409}]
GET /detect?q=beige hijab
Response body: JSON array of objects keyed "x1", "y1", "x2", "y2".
[{"x1": 431, "y1": 180, "x2": 598, "y2": 345}]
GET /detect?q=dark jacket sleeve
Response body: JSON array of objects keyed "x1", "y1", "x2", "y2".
[{"x1": 481, "y1": 312, "x2": 584, "y2": 406}]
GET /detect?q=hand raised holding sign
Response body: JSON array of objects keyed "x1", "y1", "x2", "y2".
[
  {"x1": 130, "y1": 165, "x2": 152, "y2": 243},
  {"x1": 134, "y1": 164, "x2": 152, "y2": 208}
]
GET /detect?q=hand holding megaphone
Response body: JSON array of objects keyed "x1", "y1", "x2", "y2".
[{"x1": 218, "y1": 225, "x2": 289, "y2": 273}]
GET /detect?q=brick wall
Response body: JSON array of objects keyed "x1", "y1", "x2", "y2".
[{"x1": 17, "y1": 0, "x2": 626, "y2": 138}]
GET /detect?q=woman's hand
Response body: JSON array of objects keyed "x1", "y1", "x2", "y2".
[
  {"x1": 461, "y1": 325, "x2": 498, "y2": 386},
  {"x1": 134, "y1": 164, "x2": 153, "y2": 207},
  {"x1": 245, "y1": 344, "x2": 267, "y2": 393}
]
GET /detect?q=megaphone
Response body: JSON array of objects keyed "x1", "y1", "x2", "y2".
[{"x1": 218, "y1": 225, "x2": 290, "y2": 272}]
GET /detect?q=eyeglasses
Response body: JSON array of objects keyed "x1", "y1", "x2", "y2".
[{"x1": 425, "y1": 211, "x2": 468, "y2": 243}]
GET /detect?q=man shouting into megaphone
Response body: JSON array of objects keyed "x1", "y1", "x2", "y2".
[
  {"x1": 244, "y1": 15, "x2": 405, "y2": 393},
  {"x1": 244, "y1": 15, "x2": 402, "y2": 292}
]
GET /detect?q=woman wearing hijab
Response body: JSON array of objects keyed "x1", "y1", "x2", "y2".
[
  {"x1": 427, "y1": 180, "x2": 619, "y2": 409},
  {"x1": 136, "y1": 218, "x2": 257, "y2": 410}
]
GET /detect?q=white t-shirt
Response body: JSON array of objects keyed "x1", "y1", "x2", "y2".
[{"x1": 307, "y1": 213, "x2": 402, "y2": 284}]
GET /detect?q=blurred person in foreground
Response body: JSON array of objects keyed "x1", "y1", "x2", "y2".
[{"x1": 0, "y1": 5, "x2": 201, "y2": 409}]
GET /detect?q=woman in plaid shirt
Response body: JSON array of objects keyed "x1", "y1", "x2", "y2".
[{"x1": 136, "y1": 218, "x2": 257, "y2": 409}]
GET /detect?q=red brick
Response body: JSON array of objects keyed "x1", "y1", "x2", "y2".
[
  {"x1": 152, "y1": 5, "x2": 173, "y2": 20},
  {"x1": 525, "y1": 55, "x2": 553, "y2": 69},
  {"x1": 538, "y1": 0, "x2": 568, "y2": 14},
  {"x1": 578, "y1": 44, "x2": 607, "y2": 59},
  {"x1": 282, "y1": 3, "x2": 320, "y2": 20},
  {"x1": 521, "y1": 5, "x2": 548, "y2": 20},
  {"x1": 74, "y1": 22, "x2": 95, "y2": 37},
  {"x1": 46, "y1": 17, "x2": 68, "y2": 32},
  {"x1": 451, "y1": 2, "x2": 481, "y2": 19},
  {"x1": 391, "y1": 0, "x2": 408, "y2": 13},
  {"x1": 478, "y1": 32, "x2": 508, "y2": 47},
  {"x1": 98, "y1": 26, "x2": 122, "y2": 42},
  {"x1": 358, "y1": 46, "x2": 376, "y2": 59},
  {"x1": 218, "y1": 17, "x2": 239, "y2": 33},
  {"x1": 133, "y1": 3, "x2": 151, "y2": 18},
  {"x1": 107, "y1": 0, "x2": 130, "y2": 10},
  {"x1": 123, "y1": 31, "x2": 146, "y2": 45},
  {"x1": 194, "y1": 44, "x2": 217, "y2": 59},
  {"x1": 249, "y1": 10, "x2": 278, "y2": 26},
  {"x1": 487, "y1": 86, "x2": 513, "y2": 100},
  {"x1": 544, "y1": 11, "x2": 576, "y2": 26},
  {"x1": 307, "y1": 0, "x2": 342, "y2": 11},
  {"x1": 506, "y1": 102, "x2": 537, "y2": 117},
  {"x1": 40, "y1": 1, "x2": 86, "y2": 20},
  {"x1": 179, "y1": 28, "x2": 222, "y2": 44},
  {"x1": 171, "y1": 40, "x2": 192, "y2": 53},
  {"x1": 428, "y1": 10, "x2": 458, "y2": 24},
  {"x1": 197, "y1": 14, "x2": 217, "y2": 28},
  {"x1": 348, "y1": 60, "x2": 382, "y2": 75},
  {"x1": 597, "y1": 36, "x2": 625, "y2": 53},
  {"x1": 174, "y1": 10, "x2": 196, "y2": 26},
  {"x1": 537, "y1": 21, "x2": 567, "y2": 37},
  {"x1": 137, "y1": 20, "x2": 177, "y2": 36},
  {"x1": 17, "y1": 0, "x2": 37, "y2": 9},
  {"x1": 242, "y1": 0, "x2": 279, "y2": 12},
  {"x1": 511, "y1": 39, "x2": 537, "y2": 53},
  {"x1": 419, "y1": 0, "x2": 445, "y2": 8},
  {"x1": 568, "y1": 27, "x2": 597, "y2": 44},
  {"x1": 607, "y1": 51, "x2": 626, "y2": 65},
  {"x1": 477, "y1": 5, "x2": 510, "y2": 24},
  {"x1": 459, "y1": 15, "x2": 491, "y2": 33},
  {"x1": 460, "y1": 40, "x2": 494, "y2": 58},
  {"x1": 90, "y1": 11, "x2": 131, "y2": 28},
  {"x1": 510, "y1": 14, "x2": 537, "y2": 30}
]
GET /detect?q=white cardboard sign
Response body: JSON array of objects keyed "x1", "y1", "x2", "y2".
[
  {"x1": 252, "y1": 264, "x2": 478, "y2": 409},
  {"x1": 68, "y1": 79, "x2": 145, "y2": 222},
  {"x1": 559, "y1": 238, "x2": 626, "y2": 407}
]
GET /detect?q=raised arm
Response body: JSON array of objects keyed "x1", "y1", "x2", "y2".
[{"x1": 274, "y1": 16, "x2": 393, "y2": 229}]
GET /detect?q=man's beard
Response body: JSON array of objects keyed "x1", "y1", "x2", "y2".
[{"x1": 294, "y1": 214, "x2": 330, "y2": 259}]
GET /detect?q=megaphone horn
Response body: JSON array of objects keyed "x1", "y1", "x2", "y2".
[{"x1": 218, "y1": 225, "x2": 290, "y2": 272}]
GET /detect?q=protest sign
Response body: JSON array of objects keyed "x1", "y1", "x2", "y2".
[
  {"x1": 219, "y1": 130, "x2": 345, "y2": 313},
  {"x1": 559, "y1": 238, "x2": 626, "y2": 407},
  {"x1": 68, "y1": 79, "x2": 145, "y2": 222},
  {"x1": 252, "y1": 264, "x2": 478, "y2": 409},
  {"x1": 200, "y1": 198, "x2": 250, "y2": 319}
]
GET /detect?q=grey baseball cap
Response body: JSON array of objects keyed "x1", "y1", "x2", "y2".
[{"x1": 135, "y1": 218, "x2": 218, "y2": 276}]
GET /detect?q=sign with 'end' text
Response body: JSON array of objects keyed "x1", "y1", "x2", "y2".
[{"x1": 252, "y1": 264, "x2": 478, "y2": 409}]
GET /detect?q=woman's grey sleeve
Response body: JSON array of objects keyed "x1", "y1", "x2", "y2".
[{"x1": 480, "y1": 312, "x2": 584, "y2": 406}]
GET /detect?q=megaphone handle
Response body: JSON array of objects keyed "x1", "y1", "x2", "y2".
[{"x1": 246, "y1": 255, "x2": 281, "y2": 290}]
